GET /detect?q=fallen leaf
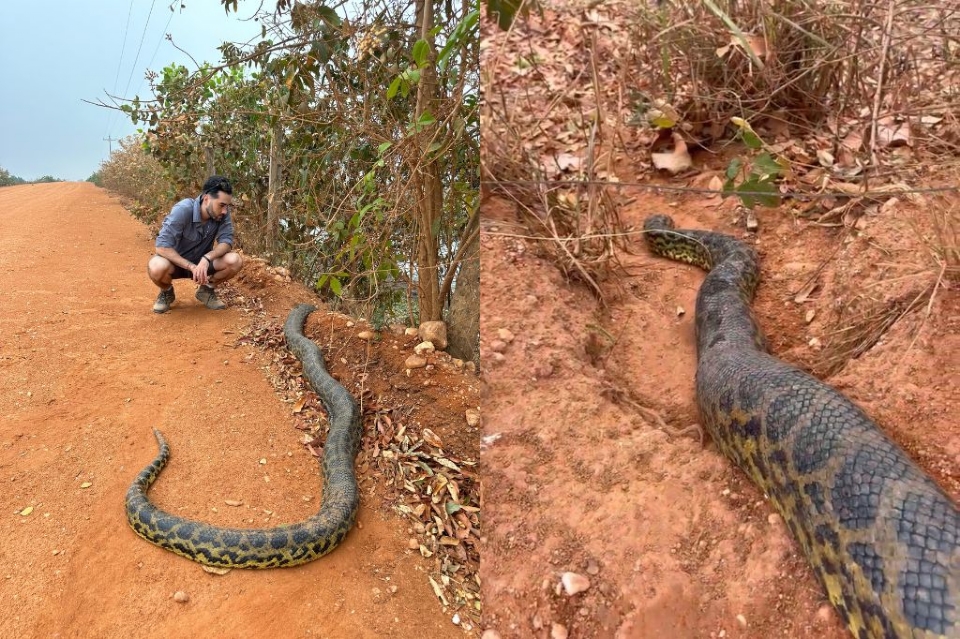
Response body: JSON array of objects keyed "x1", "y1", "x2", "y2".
[
  {"x1": 652, "y1": 133, "x2": 692, "y2": 174},
  {"x1": 20, "y1": 506, "x2": 33, "y2": 516}
]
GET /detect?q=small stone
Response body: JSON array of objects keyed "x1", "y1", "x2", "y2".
[
  {"x1": 816, "y1": 604, "x2": 837, "y2": 625},
  {"x1": 736, "y1": 614, "x2": 747, "y2": 627},
  {"x1": 408, "y1": 538, "x2": 419, "y2": 550},
  {"x1": 465, "y1": 361, "x2": 477, "y2": 373},
  {"x1": 404, "y1": 328, "x2": 419, "y2": 336},
  {"x1": 676, "y1": 306, "x2": 685, "y2": 316},
  {"x1": 489, "y1": 339, "x2": 508, "y2": 353},
  {"x1": 346, "y1": 321, "x2": 355, "y2": 328},
  {"x1": 414, "y1": 341, "x2": 435, "y2": 355},
  {"x1": 357, "y1": 331, "x2": 376, "y2": 341},
  {"x1": 808, "y1": 336, "x2": 822, "y2": 348},
  {"x1": 586, "y1": 560, "x2": 600, "y2": 575},
  {"x1": 551, "y1": 624, "x2": 569, "y2": 639},
  {"x1": 405, "y1": 355, "x2": 427, "y2": 369},
  {"x1": 481, "y1": 631, "x2": 502, "y2": 639},
  {"x1": 465, "y1": 409, "x2": 481, "y2": 427},
  {"x1": 561, "y1": 571, "x2": 590, "y2": 595},
  {"x1": 767, "y1": 513, "x2": 782, "y2": 526},
  {"x1": 225, "y1": 500, "x2": 243, "y2": 507},
  {"x1": 259, "y1": 458, "x2": 267, "y2": 465},
  {"x1": 173, "y1": 591, "x2": 189, "y2": 603},
  {"x1": 497, "y1": 328, "x2": 515, "y2": 343},
  {"x1": 452, "y1": 613, "x2": 461, "y2": 625},
  {"x1": 805, "y1": 309, "x2": 816, "y2": 323}
]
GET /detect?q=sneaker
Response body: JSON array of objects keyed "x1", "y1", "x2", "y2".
[
  {"x1": 153, "y1": 287, "x2": 175, "y2": 313},
  {"x1": 195, "y1": 285, "x2": 226, "y2": 310}
]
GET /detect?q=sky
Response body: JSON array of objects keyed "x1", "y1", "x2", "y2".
[{"x1": 0, "y1": 1, "x2": 267, "y2": 181}]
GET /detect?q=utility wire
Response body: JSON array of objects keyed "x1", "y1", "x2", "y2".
[
  {"x1": 121, "y1": 0, "x2": 158, "y2": 101},
  {"x1": 135, "y1": 3, "x2": 177, "y2": 99},
  {"x1": 105, "y1": 0, "x2": 136, "y2": 139}
]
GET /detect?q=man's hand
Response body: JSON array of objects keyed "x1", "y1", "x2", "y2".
[{"x1": 191, "y1": 258, "x2": 210, "y2": 286}]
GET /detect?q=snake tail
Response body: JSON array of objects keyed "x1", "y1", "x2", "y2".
[{"x1": 125, "y1": 303, "x2": 362, "y2": 568}]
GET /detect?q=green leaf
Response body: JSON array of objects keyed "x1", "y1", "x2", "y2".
[
  {"x1": 742, "y1": 129, "x2": 762, "y2": 150},
  {"x1": 418, "y1": 111, "x2": 436, "y2": 126},
  {"x1": 736, "y1": 178, "x2": 780, "y2": 209},
  {"x1": 329, "y1": 276, "x2": 342, "y2": 296},
  {"x1": 412, "y1": 39, "x2": 429, "y2": 67},
  {"x1": 314, "y1": 5, "x2": 342, "y2": 26},
  {"x1": 753, "y1": 152, "x2": 782, "y2": 179},
  {"x1": 387, "y1": 77, "x2": 402, "y2": 100},
  {"x1": 377, "y1": 141, "x2": 393, "y2": 155},
  {"x1": 725, "y1": 157, "x2": 742, "y2": 181},
  {"x1": 445, "y1": 501, "x2": 462, "y2": 515}
]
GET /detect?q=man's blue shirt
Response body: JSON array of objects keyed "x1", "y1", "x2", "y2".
[{"x1": 155, "y1": 196, "x2": 235, "y2": 264}]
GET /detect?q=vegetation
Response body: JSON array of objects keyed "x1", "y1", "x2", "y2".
[
  {"x1": 0, "y1": 167, "x2": 65, "y2": 187},
  {"x1": 99, "y1": 0, "x2": 478, "y2": 361}
]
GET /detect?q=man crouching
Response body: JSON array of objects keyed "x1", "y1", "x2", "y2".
[{"x1": 148, "y1": 175, "x2": 244, "y2": 313}]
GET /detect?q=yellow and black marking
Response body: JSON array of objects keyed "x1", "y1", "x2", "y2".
[
  {"x1": 644, "y1": 214, "x2": 960, "y2": 639},
  {"x1": 125, "y1": 304, "x2": 361, "y2": 568}
]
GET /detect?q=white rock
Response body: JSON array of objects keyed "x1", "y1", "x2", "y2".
[
  {"x1": 465, "y1": 409, "x2": 481, "y2": 427},
  {"x1": 497, "y1": 328, "x2": 515, "y2": 343},
  {"x1": 414, "y1": 341, "x2": 435, "y2": 355},
  {"x1": 173, "y1": 591, "x2": 190, "y2": 603},
  {"x1": 561, "y1": 572, "x2": 590, "y2": 595},
  {"x1": 551, "y1": 624, "x2": 569, "y2": 639},
  {"x1": 404, "y1": 327, "x2": 419, "y2": 336}
]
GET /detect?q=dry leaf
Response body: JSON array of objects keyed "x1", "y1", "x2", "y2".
[
  {"x1": 651, "y1": 133, "x2": 692, "y2": 174},
  {"x1": 19, "y1": 506, "x2": 33, "y2": 516},
  {"x1": 80, "y1": 482, "x2": 92, "y2": 489},
  {"x1": 794, "y1": 279, "x2": 819, "y2": 304}
]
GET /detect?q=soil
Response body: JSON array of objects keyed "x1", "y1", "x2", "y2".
[
  {"x1": 478, "y1": 187, "x2": 958, "y2": 639},
  {"x1": 0, "y1": 182, "x2": 480, "y2": 638}
]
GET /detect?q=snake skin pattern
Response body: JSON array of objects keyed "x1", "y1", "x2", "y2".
[
  {"x1": 125, "y1": 303, "x2": 361, "y2": 568},
  {"x1": 643, "y1": 214, "x2": 959, "y2": 639}
]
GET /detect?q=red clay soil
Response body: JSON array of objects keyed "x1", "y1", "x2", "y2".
[
  {"x1": 0, "y1": 182, "x2": 480, "y2": 638},
  {"x1": 479, "y1": 191, "x2": 958, "y2": 638}
]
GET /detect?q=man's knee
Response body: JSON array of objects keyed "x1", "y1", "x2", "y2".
[
  {"x1": 223, "y1": 252, "x2": 243, "y2": 272},
  {"x1": 148, "y1": 255, "x2": 173, "y2": 281}
]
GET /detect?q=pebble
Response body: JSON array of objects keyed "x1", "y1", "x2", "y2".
[
  {"x1": 465, "y1": 409, "x2": 481, "y2": 427},
  {"x1": 497, "y1": 328, "x2": 515, "y2": 343},
  {"x1": 561, "y1": 571, "x2": 591, "y2": 595},
  {"x1": 816, "y1": 604, "x2": 837, "y2": 625},
  {"x1": 586, "y1": 559, "x2": 600, "y2": 575},
  {"x1": 736, "y1": 614, "x2": 747, "y2": 627},
  {"x1": 408, "y1": 538, "x2": 419, "y2": 550},
  {"x1": 767, "y1": 513, "x2": 782, "y2": 526},
  {"x1": 481, "y1": 631, "x2": 502, "y2": 639},
  {"x1": 489, "y1": 339, "x2": 508, "y2": 353},
  {"x1": 414, "y1": 341, "x2": 435, "y2": 355},
  {"x1": 346, "y1": 321, "x2": 355, "y2": 328},
  {"x1": 173, "y1": 591, "x2": 189, "y2": 603},
  {"x1": 405, "y1": 355, "x2": 427, "y2": 369},
  {"x1": 452, "y1": 613, "x2": 461, "y2": 625},
  {"x1": 551, "y1": 623, "x2": 569, "y2": 639},
  {"x1": 224, "y1": 500, "x2": 243, "y2": 507},
  {"x1": 357, "y1": 331, "x2": 375, "y2": 341},
  {"x1": 404, "y1": 328, "x2": 419, "y2": 336}
]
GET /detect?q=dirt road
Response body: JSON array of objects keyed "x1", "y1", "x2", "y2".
[{"x1": 0, "y1": 182, "x2": 473, "y2": 638}]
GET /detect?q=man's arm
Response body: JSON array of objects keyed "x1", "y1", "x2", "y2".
[{"x1": 156, "y1": 245, "x2": 197, "y2": 270}]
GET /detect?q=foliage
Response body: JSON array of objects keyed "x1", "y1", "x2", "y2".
[
  {"x1": 116, "y1": 0, "x2": 479, "y2": 327},
  {"x1": 722, "y1": 118, "x2": 785, "y2": 210},
  {"x1": 96, "y1": 135, "x2": 178, "y2": 223},
  {"x1": 0, "y1": 167, "x2": 28, "y2": 187}
]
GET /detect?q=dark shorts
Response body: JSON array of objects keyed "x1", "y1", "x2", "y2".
[{"x1": 171, "y1": 258, "x2": 217, "y2": 280}]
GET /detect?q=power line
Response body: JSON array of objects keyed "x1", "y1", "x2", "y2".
[
  {"x1": 105, "y1": 0, "x2": 136, "y2": 139},
  {"x1": 135, "y1": 3, "x2": 177, "y2": 99},
  {"x1": 121, "y1": 0, "x2": 158, "y2": 100}
]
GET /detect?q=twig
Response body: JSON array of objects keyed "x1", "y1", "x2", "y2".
[{"x1": 869, "y1": 0, "x2": 896, "y2": 168}]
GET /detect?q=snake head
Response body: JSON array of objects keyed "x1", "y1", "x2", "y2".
[{"x1": 643, "y1": 214, "x2": 676, "y2": 231}]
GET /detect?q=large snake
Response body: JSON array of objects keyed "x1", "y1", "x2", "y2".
[
  {"x1": 643, "y1": 214, "x2": 960, "y2": 639},
  {"x1": 125, "y1": 303, "x2": 362, "y2": 568}
]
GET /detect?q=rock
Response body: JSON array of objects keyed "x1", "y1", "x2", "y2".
[
  {"x1": 357, "y1": 331, "x2": 376, "y2": 341},
  {"x1": 465, "y1": 409, "x2": 481, "y2": 427},
  {"x1": 489, "y1": 339, "x2": 508, "y2": 353},
  {"x1": 414, "y1": 341, "x2": 435, "y2": 355},
  {"x1": 481, "y1": 631, "x2": 502, "y2": 639},
  {"x1": 408, "y1": 538, "x2": 419, "y2": 550},
  {"x1": 551, "y1": 624, "x2": 569, "y2": 639},
  {"x1": 419, "y1": 321, "x2": 448, "y2": 350},
  {"x1": 736, "y1": 614, "x2": 747, "y2": 627},
  {"x1": 465, "y1": 361, "x2": 477, "y2": 373},
  {"x1": 561, "y1": 572, "x2": 590, "y2": 595},
  {"x1": 497, "y1": 328, "x2": 515, "y2": 343},
  {"x1": 404, "y1": 327, "x2": 419, "y2": 336},
  {"x1": 815, "y1": 604, "x2": 837, "y2": 625},
  {"x1": 586, "y1": 559, "x2": 600, "y2": 575},
  {"x1": 173, "y1": 591, "x2": 190, "y2": 603},
  {"x1": 405, "y1": 355, "x2": 427, "y2": 369}
]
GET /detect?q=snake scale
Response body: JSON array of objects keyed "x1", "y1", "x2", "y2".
[
  {"x1": 125, "y1": 303, "x2": 362, "y2": 568},
  {"x1": 643, "y1": 215, "x2": 960, "y2": 639}
]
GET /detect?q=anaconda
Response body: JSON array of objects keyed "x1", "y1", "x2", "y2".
[
  {"x1": 643, "y1": 214, "x2": 959, "y2": 639},
  {"x1": 124, "y1": 303, "x2": 361, "y2": 568}
]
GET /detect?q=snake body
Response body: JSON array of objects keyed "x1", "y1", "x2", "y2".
[
  {"x1": 643, "y1": 215, "x2": 960, "y2": 639},
  {"x1": 125, "y1": 303, "x2": 361, "y2": 568}
]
